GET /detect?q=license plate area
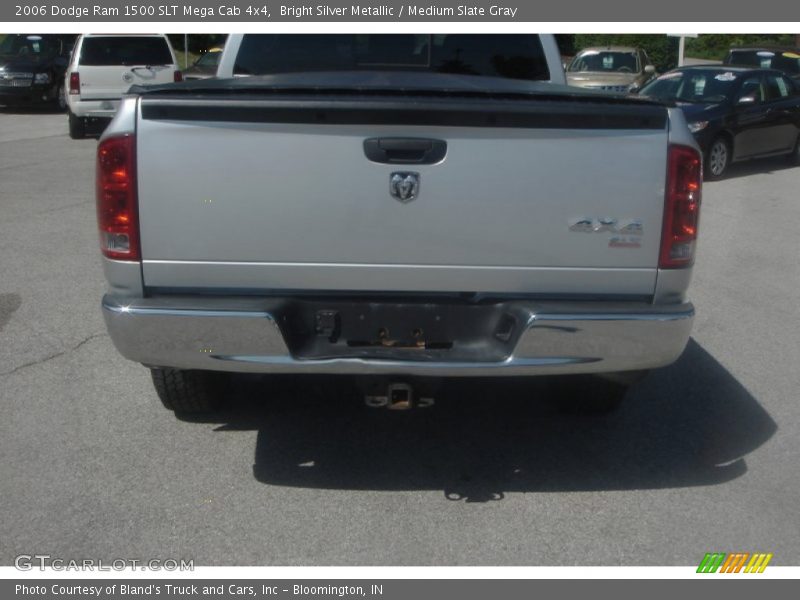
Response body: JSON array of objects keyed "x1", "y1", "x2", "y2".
[{"x1": 277, "y1": 298, "x2": 529, "y2": 362}]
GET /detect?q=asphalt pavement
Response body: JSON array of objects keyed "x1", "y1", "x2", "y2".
[{"x1": 1, "y1": 109, "x2": 798, "y2": 566}]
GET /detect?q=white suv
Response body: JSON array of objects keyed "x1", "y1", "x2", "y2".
[{"x1": 65, "y1": 34, "x2": 181, "y2": 139}]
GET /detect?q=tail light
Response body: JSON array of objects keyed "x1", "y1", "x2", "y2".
[
  {"x1": 660, "y1": 145, "x2": 702, "y2": 269},
  {"x1": 69, "y1": 72, "x2": 80, "y2": 95},
  {"x1": 96, "y1": 134, "x2": 139, "y2": 261},
  {"x1": 174, "y1": 70, "x2": 183, "y2": 82}
]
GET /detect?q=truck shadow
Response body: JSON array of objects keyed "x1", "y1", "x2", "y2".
[{"x1": 187, "y1": 339, "x2": 776, "y2": 501}]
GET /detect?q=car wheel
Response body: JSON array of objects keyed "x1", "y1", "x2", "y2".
[
  {"x1": 68, "y1": 112, "x2": 85, "y2": 139},
  {"x1": 788, "y1": 134, "x2": 800, "y2": 166},
  {"x1": 551, "y1": 375, "x2": 630, "y2": 415},
  {"x1": 150, "y1": 367, "x2": 228, "y2": 414},
  {"x1": 55, "y1": 83, "x2": 66, "y2": 112},
  {"x1": 705, "y1": 137, "x2": 730, "y2": 180}
]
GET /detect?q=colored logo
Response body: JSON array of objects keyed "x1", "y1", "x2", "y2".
[{"x1": 697, "y1": 552, "x2": 773, "y2": 573}]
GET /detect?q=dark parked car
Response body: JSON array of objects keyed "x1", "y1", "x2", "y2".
[
  {"x1": 0, "y1": 34, "x2": 76, "y2": 110},
  {"x1": 724, "y1": 46, "x2": 800, "y2": 81},
  {"x1": 639, "y1": 66, "x2": 800, "y2": 179}
]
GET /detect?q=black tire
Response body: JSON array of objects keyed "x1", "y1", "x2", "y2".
[
  {"x1": 68, "y1": 112, "x2": 85, "y2": 139},
  {"x1": 551, "y1": 375, "x2": 630, "y2": 415},
  {"x1": 788, "y1": 134, "x2": 800, "y2": 166},
  {"x1": 705, "y1": 136, "x2": 730, "y2": 180},
  {"x1": 150, "y1": 368, "x2": 228, "y2": 414},
  {"x1": 55, "y1": 83, "x2": 66, "y2": 112}
]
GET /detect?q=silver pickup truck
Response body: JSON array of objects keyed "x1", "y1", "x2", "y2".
[{"x1": 98, "y1": 34, "x2": 700, "y2": 415}]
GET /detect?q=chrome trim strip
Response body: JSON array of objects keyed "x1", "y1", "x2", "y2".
[
  {"x1": 140, "y1": 261, "x2": 657, "y2": 296},
  {"x1": 532, "y1": 312, "x2": 691, "y2": 322},
  {"x1": 104, "y1": 303, "x2": 273, "y2": 320},
  {"x1": 143, "y1": 259, "x2": 652, "y2": 269}
]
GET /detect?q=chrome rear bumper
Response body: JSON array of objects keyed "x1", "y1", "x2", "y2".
[{"x1": 102, "y1": 295, "x2": 694, "y2": 377}]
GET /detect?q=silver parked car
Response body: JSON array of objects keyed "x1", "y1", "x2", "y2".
[{"x1": 566, "y1": 46, "x2": 656, "y2": 93}]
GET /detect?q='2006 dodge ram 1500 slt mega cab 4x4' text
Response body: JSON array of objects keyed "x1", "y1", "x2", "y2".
[{"x1": 98, "y1": 34, "x2": 700, "y2": 415}]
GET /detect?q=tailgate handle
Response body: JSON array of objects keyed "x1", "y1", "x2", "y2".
[{"x1": 364, "y1": 138, "x2": 447, "y2": 165}]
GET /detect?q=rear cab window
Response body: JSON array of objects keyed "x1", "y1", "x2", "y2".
[
  {"x1": 232, "y1": 34, "x2": 550, "y2": 81},
  {"x1": 79, "y1": 37, "x2": 173, "y2": 66}
]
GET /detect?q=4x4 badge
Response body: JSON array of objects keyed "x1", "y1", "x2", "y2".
[{"x1": 390, "y1": 172, "x2": 420, "y2": 203}]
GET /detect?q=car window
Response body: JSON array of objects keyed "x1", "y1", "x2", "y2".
[
  {"x1": 639, "y1": 70, "x2": 735, "y2": 103},
  {"x1": 232, "y1": 34, "x2": 550, "y2": 81},
  {"x1": 737, "y1": 76, "x2": 765, "y2": 103},
  {"x1": 79, "y1": 37, "x2": 173, "y2": 66},
  {"x1": 727, "y1": 50, "x2": 800, "y2": 75},
  {"x1": 726, "y1": 50, "x2": 771, "y2": 68},
  {"x1": 568, "y1": 51, "x2": 638, "y2": 73},
  {"x1": 770, "y1": 53, "x2": 800, "y2": 75},
  {"x1": 0, "y1": 34, "x2": 59, "y2": 57},
  {"x1": 195, "y1": 51, "x2": 221, "y2": 68},
  {"x1": 764, "y1": 74, "x2": 791, "y2": 101}
]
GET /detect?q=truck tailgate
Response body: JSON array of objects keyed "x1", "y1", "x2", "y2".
[
  {"x1": 136, "y1": 96, "x2": 668, "y2": 295},
  {"x1": 79, "y1": 65, "x2": 175, "y2": 100}
]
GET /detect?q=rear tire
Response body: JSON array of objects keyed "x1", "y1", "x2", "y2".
[
  {"x1": 705, "y1": 136, "x2": 730, "y2": 180},
  {"x1": 55, "y1": 83, "x2": 66, "y2": 112},
  {"x1": 552, "y1": 375, "x2": 630, "y2": 415},
  {"x1": 150, "y1": 368, "x2": 228, "y2": 414},
  {"x1": 788, "y1": 134, "x2": 800, "y2": 166},
  {"x1": 68, "y1": 112, "x2": 85, "y2": 139}
]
